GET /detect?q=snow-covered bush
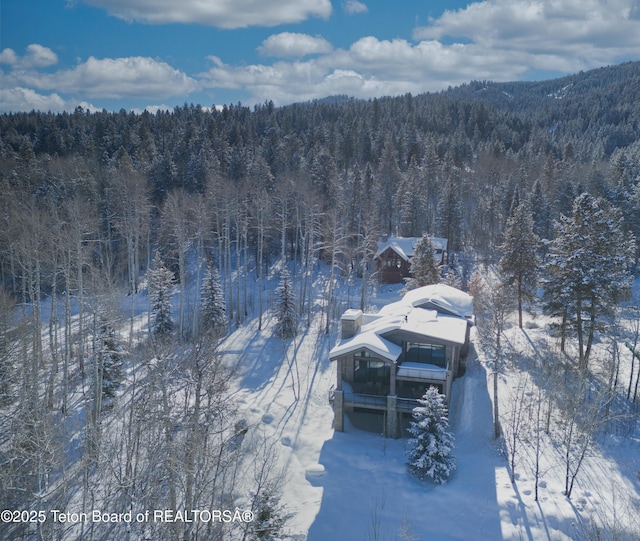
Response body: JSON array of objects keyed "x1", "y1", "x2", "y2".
[{"x1": 407, "y1": 386, "x2": 456, "y2": 484}]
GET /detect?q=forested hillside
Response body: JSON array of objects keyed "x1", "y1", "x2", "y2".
[{"x1": 1, "y1": 61, "x2": 639, "y2": 540}]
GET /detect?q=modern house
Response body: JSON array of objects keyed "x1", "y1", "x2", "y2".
[
  {"x1": 374, "y1": 236, "x2": 448, "y2": 284},
  {"x1": 329, "y1": 284, "x2": 473, "y2": 438}
]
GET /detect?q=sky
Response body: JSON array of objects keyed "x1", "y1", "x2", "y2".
[{"x1": 1, "y1": 0, "x2": 639, "y2": 114}]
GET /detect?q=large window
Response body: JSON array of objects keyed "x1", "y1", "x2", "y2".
[
  {"x1": 354, "y1": 360, "x2": 390, "y2": 384},
  {"x1": 405, "y1": 343, "x2": 446, "y2": 367}
]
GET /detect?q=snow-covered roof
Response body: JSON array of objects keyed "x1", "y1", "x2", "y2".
[
  {"x1": 329, "y1": 329, "x2": 403, "y2": 362},
  {"x1": 329, "y1": 286, "x2": 472, "y2": 361},
  {"x1": 398, "y1": 284, "x2": 474, "y2": 320},
  {"x1": 374, "y1": 236, "x2": 448, "y2": 262}
]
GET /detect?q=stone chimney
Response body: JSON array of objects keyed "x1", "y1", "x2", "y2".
[{"x1": 341, "y1": 309, "x2": 363, "y2": 339}]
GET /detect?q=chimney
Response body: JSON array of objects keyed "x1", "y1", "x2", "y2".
[{"x1": 341, "y1": 309, "x2": 363, "y2": 339}]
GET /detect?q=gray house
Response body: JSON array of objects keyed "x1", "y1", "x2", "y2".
[{"x1": 330, "y1": 284, "x2": 474, "y2": 438}]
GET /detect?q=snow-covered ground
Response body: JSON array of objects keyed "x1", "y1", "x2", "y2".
[
  {"x1": 220, "y1": 278, "x2": 640, "y2": 540},
  {"x1": 10, "y1": 265, "x2": 639, "y2": 540}
]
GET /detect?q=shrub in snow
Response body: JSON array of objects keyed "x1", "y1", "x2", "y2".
[
  {"x1": 274, "y1": 269, "x2": 297, "y2": 339},
  {"x1": 407, "y1": 386, "x2": 456, "y2": 484},
  {"x1": 247, "y1": 486, "x2": 291, "y2": 540}
]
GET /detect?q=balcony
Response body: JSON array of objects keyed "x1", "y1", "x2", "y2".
[
  {"x1": 344, "y1": 391, "x2": 419, "y2": 412},
  {"x1": 396, "y1": 361, "x2": 448, "y2": 382}
]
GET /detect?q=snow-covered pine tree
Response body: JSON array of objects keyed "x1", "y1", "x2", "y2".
[
  {"x1": 200, "y1": 264, "x2": 227, "y2": 338},
  {"x1": 404, "y1": 232, "x2": 441, "y2": 291},
  {"x1": 443, "y1": 255, "x2": 462, "y2": 289},
  {"x1": 148, "y1": 250, "x2": 174, "y2": 339},
  {"x1": 248, "y1": 484, "x2": 290, "y2": 540},
  {"x1": 437, "y1": 174, "x2": 462, "y2": 257},
  {"x1": 96, "y1": 317, "x2": 123, "y2": 407},
  {"x1": 274, "y1": 268, "x2": 297, "y2": 339},
  {"x1": 407, "y1": 386, "x2": 456, "y2": 484},
  {"x1": 499, "y1": 202, "x2": 540, "y2": 328},
  {"x1": 544, "y1": 193, "x2": 635, "y2": 368}
]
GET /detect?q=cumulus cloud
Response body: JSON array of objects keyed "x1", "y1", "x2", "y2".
[
  {"x1": 196, "y1": 0, "x2": 640, "y2": 107},
  {"x1": 0, "y1": 49, "x2": 18, "y2": 65},
  {"x1": 258, "y1": 33, "x2": 333, "y2": 58},
  {"x1": 231, "y1": 0, "x2": 636, "y2": 103},
  {"x1": 1, "y1": 47, "x2": 201, "y2": 111},
  {"x1": 7, "y1": 55, "x2": 199, "y2": 100},
  {"x1": 200, "y1": 34, "x2": 525, "y2": 106},
  {"x1": 414, "y1": 0, "x2": 640, "y2": 72},
  {"x1": 0, "y1": 87, "x2": 92, "y2": 113},
  {"x1": 343, "y1": 1, "x2": 368, "y2": 15},
  {"x1": 0, "y1": 44, "x2": 58, "y2": 69},
  {"x1": 6, "y1": 0, "x2": 640, "y2": 112},
  {"x1": 23, "y1": 44, "x2": 59, "y2": 68},
  {"x1": 201, "y1": 44, "x2": 442, "y2": 106},
  {"x1": 77, "y1": 0, "x2": 331, "y2": 28}
]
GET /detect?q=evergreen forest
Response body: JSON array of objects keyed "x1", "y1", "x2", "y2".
[{"x1": 1, "y1": 60, "x2": 640, "y2": 540}]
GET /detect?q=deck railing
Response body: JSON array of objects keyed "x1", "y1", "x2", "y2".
[{"x1": 341, "y1": 391, "x2": 419, "y2": 412}]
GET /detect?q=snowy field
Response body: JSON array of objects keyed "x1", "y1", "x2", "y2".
[
  {"x1": 220, "y1": 279, "x2": 640, "y2": 541},
  {"x1": 7, "y1": 267, "x2": 639, "y2": 540}
]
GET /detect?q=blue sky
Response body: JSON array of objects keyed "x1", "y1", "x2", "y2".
[{"x1": 1, "y1": 0, "x2": 639, "y2": 113}]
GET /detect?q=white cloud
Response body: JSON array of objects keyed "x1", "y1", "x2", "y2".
[
  {"x1": 200, "y1": 45, "x2": 445, "y2": 106},
  {"x1": 0, "y1": 48, "x2": 18, "y2": 65},
  {"x1": 0, "y1": 87, "x2": 71, "y2": 113},
  {"x1": 413, "y1": 0, "x2": 640, "y2": 73},
  {"x1": 6, "y1": 0, "x2": 640, "y2": 112},
  {"x1": 23, "y1": 44, "x2": 59, "y2": 68},
  {"x1": 195, "y1": 0, "x2": 640, "y2": 107},
  {"x1": 343, "y1": 1, "x2": 368, "y2": 15},
  {"x1": 0, "y1": 44, "x2": 58, "y2": 69},
  {"x1": 200, "y1": 34, "x2": 528, "y2": 106},
  {"x1": 258, "y1": 33, "x2": 333, "y2": 58},
  {"x1": 77, "y1": 0, "x2": 332, "y2": 28},
  {"x1": 8, "y1": 55, "x2": 199, "y2": 100}
]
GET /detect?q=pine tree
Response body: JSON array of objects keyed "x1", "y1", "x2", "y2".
[
  {"x1": 442, "y1": 254, "x2": 462, "y2": 289},
  {"x1": 499, "y1": 202, "x2": 540, "y2": 328},
  {"x1": 404, "y1": 232, "x2": 441, "y2": 291},
  {"x1": 437, "y1": 175, "x2": 462, "y2": 257},
  {"x1": 200, "y1": 264, "x2": 227, "y2": 338},
  {"x1": 528, "y1": 179, "x2": 551, "y2": 241},
  {"x1": 544, "y1": 193, "x2": 635, "y2": 368},
  {"x1": 96, "y1": 317, "x2": 123, "y2": 407},
  {"x1": 407, "y1": 386, "x2": 456, "y2": 484},
  {"x1": 248, "y1": 485, "x2": 290, "y2": 541},
  {"x1": 274, "y1": 269, "x2": 297, "y2": 339},
  {"x1": 148, "y1": 250, "x2": 174, "y2": 339}
]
